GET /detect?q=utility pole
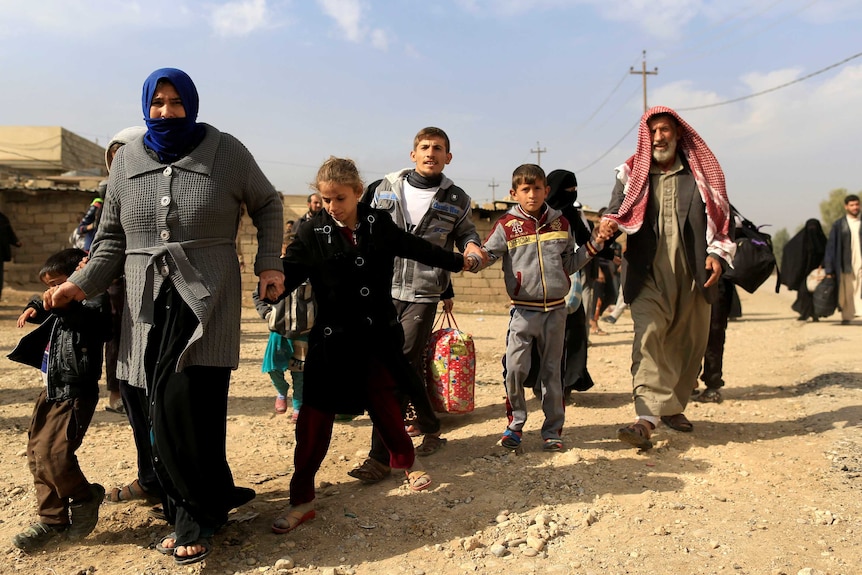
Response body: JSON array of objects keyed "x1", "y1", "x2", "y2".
[
  {"x1": 630, "y1": 50, "x2": 658, "y2": 113},
  {"x1": 488, "y1": 178, "x2": 499, "y2": 202},
  {"x1": 530, "y1": 141, "x2": 547, "y2": 166}
]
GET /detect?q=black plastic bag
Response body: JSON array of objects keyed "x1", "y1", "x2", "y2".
[
  {"x1": 813, "y1": 275, "x2": 837, "y2": 318},
  {"x1": 724, "y1": 206, "x2": 778, "y2": 294}
]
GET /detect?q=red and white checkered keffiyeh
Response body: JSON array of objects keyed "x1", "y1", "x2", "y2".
[{"x1": 604, "y1": 105, "x2": 735, "y2": 266}]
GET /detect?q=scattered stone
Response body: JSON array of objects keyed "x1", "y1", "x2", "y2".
[
  {"x1": 489, "y1": 544, "x2": 508, "y2": 557},
  {"x1": 526, "y1": 536, "x2": 545, "y2": 551},
  {"x1": 275, "y1": 557, "x2": 295, "y2": 570},
  {"x1": 462, "y1": 536, "x2": 482, "y2": 551},
  {"x1": 522, "y1": 548, "x2": 538, "y2": 557}
]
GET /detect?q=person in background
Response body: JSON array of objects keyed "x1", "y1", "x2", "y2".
[
  {"x1": 0, "y1": 209, "x2": 22, "y2": 301},
  {"x1": 98, "y1": 126, "x2": 147, "y2": 418},
  {"x1": 601, "y1": 106, "x2": 735, "y2": 449},
  {"x1": 522, "y1": 169, "x2": 596, "y2": 398},
  {"x1": 824, "y1": 194, "x2": 862, "y2": 325},
  {"x1": 781, "y1": 218, "x2": 828, "y2": 322},
  {"x1": 298, "y1": 193, "x2": 323, "y2": 227},
  {"x1": 9, "y1": 248, "x2": 111, "y2": 551},
  {"x1": 45, "y1": 67, "x2": 284, "y2": 565}
]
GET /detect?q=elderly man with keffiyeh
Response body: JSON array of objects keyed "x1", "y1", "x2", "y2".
[{"x1": 600, "y1": 106, "x2": 735, "y2": 449}]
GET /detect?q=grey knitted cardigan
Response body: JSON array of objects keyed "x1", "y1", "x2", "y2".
[{"x1": 69, "y1": 124, "x2": 283, "y2": 388}]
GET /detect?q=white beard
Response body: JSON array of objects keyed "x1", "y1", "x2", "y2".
[{"x1": 652, "y1": 140, "x2": 677, "y2": 165}]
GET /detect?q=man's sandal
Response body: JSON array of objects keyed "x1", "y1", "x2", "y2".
[
  {"x1": 617, "y1": 422, "x2": 654, "y2": 449},
  {"x1": 271, "y1": 507, "x2": 316, "y2": 534},
  {"x1": 12, "y1": 522, "x2": 67, "y2": 551},
  {"x1": 661, "y1": 413, "x2": 694, "y2": 432},
  {"x1": 106, "y1": 479, "x2": 160, "y2": 504},
  {"x1": 416, "y1": 434, "x2": 447, "y2": 457},
  {"x1": 347, "y1": 458, "x2": 392, "y2": 484},
  {"x1": 405, "y1": 470, "x2": 432, "y2": 492}
]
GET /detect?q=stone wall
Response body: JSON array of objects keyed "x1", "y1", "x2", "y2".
[{"x1": 1, "y1": 190, "x2": 514, "y2": 304}]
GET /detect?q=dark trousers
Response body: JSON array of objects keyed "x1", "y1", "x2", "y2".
[
  {"x1": 27, "y1": 389, "x2": 99, "y2": 526},
  {"x1": 118, "y1": 381, "x2": 162, "y2": 497},
  {"x1": 146, "y1": 284, "x2": 252, "y2": 546},
  {"x1": 367, "y1": 300, "x2": 439, "y2": 465},
  {"x1": 701, "y1": 278, "x2": 733, "y2": 388},
  {"x1": 294, "y1": 359, "x2": 415, "y2": 503}
]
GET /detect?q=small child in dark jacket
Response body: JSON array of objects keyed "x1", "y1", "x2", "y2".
[{"x1": 8, "y1": 248, "x2": 111, "y2": 551}]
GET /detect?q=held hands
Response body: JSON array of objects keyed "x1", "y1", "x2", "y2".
[
  {"x1": 43, "y1": 282, "x2": 85, "y2": 311},
  {"x1": 16, "y1": 308, "x2": 37, "y2": 328},
  {"x1": 258, "y1": 269, "x2": 285, "y2": 303},
  {"x1": 463, "y1": 254, "x2": 482, "y2": 272},
  {"x1": 704, "y1": 256, "x2": 723, "y2": 288},
  {"x1": 597, "y1": 218, "x2": 618, "y2": 242},
  {"x1": 463, "y1": 243, "x2": 488, "y2": 267}
]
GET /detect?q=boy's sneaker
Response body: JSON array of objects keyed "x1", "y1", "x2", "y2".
[
  {"x1": 275, "y1": 396, "x2": 288, "y2": 414},
  {"x1": 67, "y1": 483, "x2": 105, "y2": 540},
  {"x1": 12, "y1": 522, "x2": 67, "y2": 551},
  {"x1": 500, "y1": 428, "x2": 522, "y2": 450}
]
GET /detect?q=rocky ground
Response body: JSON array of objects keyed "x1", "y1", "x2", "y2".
[{"x1": 0, "y1": 283, "x2": 860, "y2": 575}]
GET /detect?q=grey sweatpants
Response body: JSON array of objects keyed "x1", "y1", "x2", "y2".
[{"x1": 504, "y1": 307, "x2": 567, "y2": 440}]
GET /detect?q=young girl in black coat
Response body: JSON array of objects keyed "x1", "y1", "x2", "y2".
[{"x1": 271, "y1": 157, "x2": 471, "y2": 534}]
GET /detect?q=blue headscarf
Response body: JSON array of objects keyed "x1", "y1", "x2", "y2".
[{"x1": 142, "y1": 68, "x2": 206, "y2": 163}]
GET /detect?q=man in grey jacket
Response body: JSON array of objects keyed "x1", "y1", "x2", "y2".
[{"x1": 349, "y1": 127, "x2": 485, "y2": 484}]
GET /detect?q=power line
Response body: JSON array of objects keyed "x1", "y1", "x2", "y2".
[
  {"x1": 677, "y1": 50, "x2": 862, "y2": 111},
  {"x1": 575, "y1": 48, "x2": 862, "y2": 175},
  {"x1": 575, "y1": 121, "x2": 639, "y2": 174}
]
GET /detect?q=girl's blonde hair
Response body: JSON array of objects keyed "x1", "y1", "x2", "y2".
[{"x1": 312, "y1": 156, "x2": 364, "y2": 194}]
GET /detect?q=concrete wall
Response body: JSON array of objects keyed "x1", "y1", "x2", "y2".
[
  {"x1": 1, "y1": 190, "x2": 514, "y2": 304},
  {"x1": 0, "y1": 126, "x2": 105, "y2": 175}
]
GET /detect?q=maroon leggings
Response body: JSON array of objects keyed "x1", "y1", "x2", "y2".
[{"x1": 289, "y1": 359, "x2": 415, "y2": 505}]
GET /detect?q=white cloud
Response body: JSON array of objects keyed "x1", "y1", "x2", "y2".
[
  {"x1": 370, "y1": 28, "x2": 388, "y2": 50},
  {"x1": 315, "y1": 0, "x2": 390, "y2": 49},
  {"x1": 211, "y1": 0, "x2": 271, "y2": 37},
  {"x1": 317, "y1": 0, "x2": 364, "y2": 41}
]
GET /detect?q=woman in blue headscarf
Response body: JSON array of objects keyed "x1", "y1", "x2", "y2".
[{"x1": 47, "y1": 68, "x2": 285, "y2": 565}]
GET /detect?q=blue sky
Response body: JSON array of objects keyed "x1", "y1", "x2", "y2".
[{"x1": 1, "y1": 0, "x2": 859, "y2": 233}]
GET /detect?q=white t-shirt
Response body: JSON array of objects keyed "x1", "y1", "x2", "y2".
[{"x1": 402, "y1": 179, "x2": 438, "y2": 230}]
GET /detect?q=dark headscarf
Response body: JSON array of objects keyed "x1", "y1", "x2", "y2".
[
  {"x1": 142, "y1": 68, "x2": 206, "y2": 163},
  {"x1": 781, "y1": 218, "x2": 827, "y2": 290},
  {"x1": 547, "y1": 169, "x2": 591, "y2": 246}
]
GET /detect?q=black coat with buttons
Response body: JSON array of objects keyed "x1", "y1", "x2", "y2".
[{"x1": 281, "y1": 204, "x2": 464, "y2": 414}]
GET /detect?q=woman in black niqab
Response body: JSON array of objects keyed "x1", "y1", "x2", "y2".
[{"x1": 781, "y1": 219, "x2": 827, "y2": 321}]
